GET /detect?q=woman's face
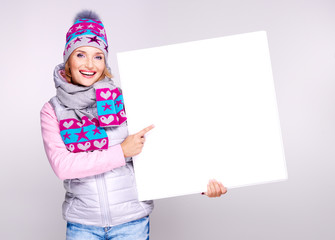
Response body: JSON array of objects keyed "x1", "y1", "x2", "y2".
[{"x1": 68, "y1": 46, "x2": 105, "y2": 87}]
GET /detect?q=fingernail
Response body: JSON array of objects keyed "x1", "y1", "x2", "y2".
[{"x1": 201, "y1": 192, "x2": 205, "y2": 195}]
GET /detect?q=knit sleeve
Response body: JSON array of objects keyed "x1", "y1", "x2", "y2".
[{"x1": 40, "y1": 102, "x2": 126, "y2": 180}]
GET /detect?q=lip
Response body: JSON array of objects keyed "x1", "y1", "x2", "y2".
[{"x1": 79, "y1": 70, "x2": 96, "y2": 78}]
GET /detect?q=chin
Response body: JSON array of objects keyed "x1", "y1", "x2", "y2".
[{"x1": 75, "y1": 77, "x2": 100, "y2": 87}]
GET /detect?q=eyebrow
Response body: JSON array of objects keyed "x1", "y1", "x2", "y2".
[{"x1": 75, "y1": 50, "x2": 104, "y2": 55}]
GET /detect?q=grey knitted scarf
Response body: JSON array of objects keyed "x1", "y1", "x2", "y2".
[
  {"x1": 51, "y1": 63, "x2": 127, "y2": 153},
  {"x1": 53, "y1": 63, "x2": 116, "y2": 120}
]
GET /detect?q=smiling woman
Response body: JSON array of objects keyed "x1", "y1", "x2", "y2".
[
  {"x1": 40, "y1": 9, "x2": 226, "y2": 240},
  {"x1": 40, "y1": 10, "x2": 155, "y2": 240}
]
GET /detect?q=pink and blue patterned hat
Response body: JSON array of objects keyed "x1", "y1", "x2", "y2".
[{"x1": 63, "y1": 11, "x2": 108, "y2": 63}]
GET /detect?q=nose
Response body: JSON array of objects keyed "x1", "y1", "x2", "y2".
[{"x1": 85, "y1": 58, "x2": 94, "y2": 69}]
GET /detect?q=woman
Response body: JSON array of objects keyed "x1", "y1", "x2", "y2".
[{"x1": 40, "y1": 10, "x2": 227, "y2": 240}]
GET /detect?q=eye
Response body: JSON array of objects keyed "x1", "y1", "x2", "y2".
[
  {"x1": 95, "y1": 55, "x2": 103, "y2": 60},
  {"x1": 76, "y1": 53, "x2": 84, "y2": 58}
]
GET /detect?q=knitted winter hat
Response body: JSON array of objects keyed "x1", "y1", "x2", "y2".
[{"x1": 63, "y1": 10, "x2": 108, "y2": 63}]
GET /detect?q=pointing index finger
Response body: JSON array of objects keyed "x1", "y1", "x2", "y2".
[{"x1": 137, "y1": 124, "x2": 155, "y2": 137}]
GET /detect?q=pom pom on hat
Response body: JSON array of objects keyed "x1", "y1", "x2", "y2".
[
  {"x1": 73, "y1": 10, "x2": 101, "y2": 23},
  {"x1": 63, "y1": 10, "x2": 108, "y2": 63}
]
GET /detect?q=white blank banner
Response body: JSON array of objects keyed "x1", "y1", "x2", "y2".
[{"x1": 117, "y1": 31, "x2": 287, "y2": 201}]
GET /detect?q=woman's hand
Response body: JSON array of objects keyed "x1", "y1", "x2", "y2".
[
  {"x1": 121, "y1": 125, "x2": 154, "y2": 158},
  {"x1": 202, "y1": 179, "x2": 227, "y2": 198}
]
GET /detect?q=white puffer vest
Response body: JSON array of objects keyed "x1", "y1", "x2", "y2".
[{"x1": 50, "y1": 96, "x2": 154, "y2": 227}]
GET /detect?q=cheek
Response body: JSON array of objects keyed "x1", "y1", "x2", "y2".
[
  {"x1": 68, "y1": 62, "x2": 80, "y2": 72},
  {"x1": 97, "y1": 64, "x2": 106, "y2": 74}
]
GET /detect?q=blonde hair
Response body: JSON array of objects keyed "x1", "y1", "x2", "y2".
[{"x1": 64, "y1": 52, "x2": 113, "y2": 83}]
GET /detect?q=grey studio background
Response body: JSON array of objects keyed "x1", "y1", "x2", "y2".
[{"x1": 0, "y1": 0, "x2": 334, "y2": 239}]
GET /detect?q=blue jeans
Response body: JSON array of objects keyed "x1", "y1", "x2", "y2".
[{"x1": 66, "y1": 216, "x2": 150, "y2": 240}]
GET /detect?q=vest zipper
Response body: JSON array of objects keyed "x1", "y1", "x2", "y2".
[{"x1": 96, "y1": 173, "x2": 112, "y2": 227}]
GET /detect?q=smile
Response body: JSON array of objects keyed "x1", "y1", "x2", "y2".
[{"x1": 79, "y1": 70, "x2": 96, "y2": 76}]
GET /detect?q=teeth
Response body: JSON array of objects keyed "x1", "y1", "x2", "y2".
[{"x1": 80, "y1": 71, "x2": 95, "y2": 76}]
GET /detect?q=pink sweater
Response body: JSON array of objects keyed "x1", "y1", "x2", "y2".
[{"x1": 40, "y1": 102, "x2": 126, "y2": 180}]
